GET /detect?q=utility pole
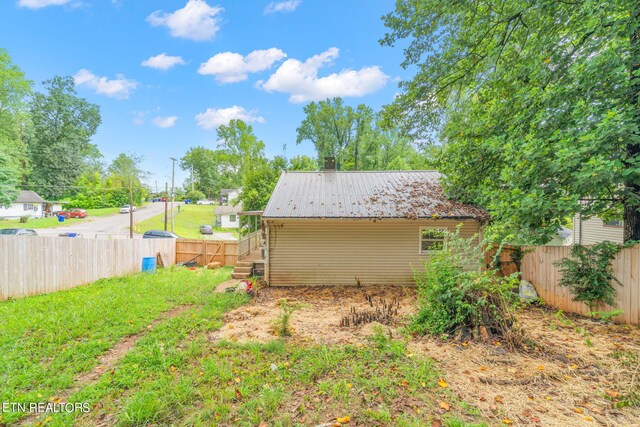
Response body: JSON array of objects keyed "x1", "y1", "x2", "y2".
[
  {"x1": 164, "y1": 182, "x2": 168, "y2": 231},
  {"x1": 170, "y1": 157, "x2": 176, "y2": 233},
  {"x1": 191, "y1": 165, "x2": 195, "y2": 192}
]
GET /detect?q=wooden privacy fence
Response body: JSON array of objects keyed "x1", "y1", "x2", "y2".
[
  {"x1": 521, "y1": 245, "x2": 640, "y2": 324},
  {"x1": 175, "y1": 239, "x2": 238, "y2": 266},
  {"x1": 0, "y1": 236, "x2": 176, "y2": 301}
]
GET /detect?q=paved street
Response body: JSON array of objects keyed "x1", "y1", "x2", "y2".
[{"x1": 37, "y1": 202, "x2": 181, "y2": 239}]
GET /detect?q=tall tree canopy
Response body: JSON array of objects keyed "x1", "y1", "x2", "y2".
[
  {"x1": 296, "y1": 97, "x2": 429, "y2": 171},
  {"x1": 382, "y1": 1, "x2": 640, "y2": 243},
  {"x1": 27, "y1": 76, "x2": 101, "y2": 200},
  {"x1": 0, "y1": 49, "x2": 31, "y2": 206}
]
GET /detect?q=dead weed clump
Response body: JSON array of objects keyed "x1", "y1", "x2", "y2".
[{"x1": 339, "y1": 293, "x2": 400, "y2": 327}]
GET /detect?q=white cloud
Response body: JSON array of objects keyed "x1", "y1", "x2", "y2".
[
  {"x1": 198, "y1": 48, "x2": 286, "y2": 84},
  {"x1": 73, "y1": 69, "x2": 138, "y2": 100},
  {"x1": 147, "y1": 0, "x2": 223, "y2": 41},
  {"x1": 259, "y1": 47, "x2": 388, "y2": 103},
  {"x1": 141, "y1": 53, "x2": 186, "y2": 71},
  {"x1": 195, "y1": 106, "x2": 265, "y2": 130},
  {"x1": 152, "y1": 116, "x2": 178, "y2": 128},
  {"x1": 18, "y1": 0, "x2": 71, "y2": 8},
  {"x1": 264, "y1": 0, "x2": 301, "y2": 14}
]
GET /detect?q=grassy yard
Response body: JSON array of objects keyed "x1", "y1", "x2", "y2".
[
  {"x1": 0, "y1": 267, "x2": 245, "y2": 426},
  {"x1": 0, "y1": 269, "x2": 486, "y2": 427},
  {"x1": 0, "y1": 207, "x2": 120, "y2": 230},
  {"x1": 135, "y1": 204, "x2": 237, "y2": 239}
]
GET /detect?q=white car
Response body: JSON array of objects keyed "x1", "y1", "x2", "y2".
[
  {"x1": 120, "y1": 205, "x2": 137, "y2": 214},
  {"x1": 196, "y1": 200, "x2": 215, "y2": 205}
]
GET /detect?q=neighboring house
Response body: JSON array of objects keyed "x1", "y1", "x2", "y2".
[
  {"x1": 220, "y1": 188, "x2": 240, "y2": 205},
  {"x1": 572, "y1": 214, "x2": 624, "y2": 245},
  {"x1": 213, "y1": 204, "x2": 242, "y2": 229},
  {"x1": 0, "y1": 190, "x2": 46, "y2": 220},
  {"x1": 261, "y1": 170, "x2": 490, "y2": 286},
  {"x1": 546, "y1": 226, "x2": 573, "y2": 246}
]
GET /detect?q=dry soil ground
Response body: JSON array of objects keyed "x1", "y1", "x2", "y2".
[{"x1": 212, "y1": 285, "x2": 640, "y2": 426}]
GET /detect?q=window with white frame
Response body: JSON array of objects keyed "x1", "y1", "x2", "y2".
[
  {"x1": 420, "y1": 228, "x2": 446, "y2": 253},
  {"x1": 229, "y1": 214, "x2": 237, "y2": 222},
  {"x1": 23, "y1": 204, "x2": 34, "y2": 211}
]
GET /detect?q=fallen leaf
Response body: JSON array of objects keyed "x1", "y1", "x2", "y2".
[
  {"x1": 494, "y1": 395, "x2": 504, "y2": 403},
  {"x1": 605, "y1": 389, "x2": 620, "y2": 399},
  {"x1": 503, "y1": 419, "x2": 512, "y2": 425},
  {"x1": 573, "y1": 408, "x2": 583, "y2": 414},
  {"x1": 431, "y1": 420, "x2": 443, "y2": 427},
  {"x1": 584, "y1": 416, "x2": 594, "y2": 422},
  {"x1": 401, "y1": 380, "x2": 409, "y2": 387},
  {"x1": 235, "y1": 388, "x2": 243, "y2": 400},
  {"x1": 537, "y1": 365, "x2": 545, "y2": 371},
  {"x1": 437, "y1": 378, "x2": 448, "y2": 388},
  {"x1": 346, "y1": 383, "x2": 352, "y2": 389},
  {"x1": 439, "y1": 401, "x2": 450, "y2": 411},
  {"x1": 336, "y1": 416, "x2": 351, "y2": 423}
]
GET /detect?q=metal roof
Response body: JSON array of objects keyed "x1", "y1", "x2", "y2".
[
  {"x1": 15, "y1": 191, "x2": 46, "y2": 204},
  {"x1": 262, "y1": 171, "x2": 489, "y2": 221}
]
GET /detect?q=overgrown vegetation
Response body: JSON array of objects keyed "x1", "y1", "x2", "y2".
[
  {"x1": 412, "y1": 230, "x2": 522, "y2": 347},
  {"x1": 554, "y1": 242, "x2": 623, "y2": 314}
]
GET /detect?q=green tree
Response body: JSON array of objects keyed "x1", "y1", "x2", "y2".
[
  {"x1": 107, "y1": 153, "x2": 147, "y2": 205},
  {"x1": 180, "y1": 147, "x2": 241, "y2": 198},
  {"x1": 296, "y1": 98, "x2": 357, "y2": 170},
  {"x1": 381, "y1": 0, "x2": 640, "y2": 243},
  {"x1": 217, "y1": 119, "x2": 266, "y2": 177},
  {"x1": 27, "y1": 76, "x2": 101, "y2": 200},
  {"x1": 289, "y1": 155, "x2": 317, "y2": 171},
  {"x1": 239, "y1": 155, "x2": 287, "y2": 212},
  {"x1": 0, "y1": 49, "x2": 31, "y2": 206}
]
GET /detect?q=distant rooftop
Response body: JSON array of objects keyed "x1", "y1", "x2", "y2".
[
  {"x1": 262, "y1": 171, "x2": 489, "y2": 220},
  {"x1": 15, "y1": 190, "x2": 46, "y2": 204}
]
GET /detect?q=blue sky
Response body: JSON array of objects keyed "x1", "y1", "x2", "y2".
[{"x1": 0, "y1": 0, "x2": 410, "y2": 188}]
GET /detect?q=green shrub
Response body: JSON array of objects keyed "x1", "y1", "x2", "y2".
[
  {"x1": 19, "y1": 216, "x2": 29, "y2": 223},
  {"x1": 411, "y1": 229, "x2": 521, "y2": 345},
  {"x1": 554, "y1": 242, "x2": 622, "y2": 313}
]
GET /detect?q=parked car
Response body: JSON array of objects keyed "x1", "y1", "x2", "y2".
[
  {"x1": 0, "y1": 228, "x2": 38, "y2": 236},
  {"x1": 200, "y1": 224, "x2": 213, "y2": 234},
  {"x1": 58, "y1": 208, "x2": 87, "y2": 219},
  {"x1": 196, "y1": 200, "x2": 215, "y2": 205},
  {"x1": 142, "y1": 230, "x2": 180, "y2": 239},
  {"x1": 58, "y1": 232, "x2": 82, "y2": 237},
  {"x1": 120, "y1": 205, "x2": 137, "y2": 214}
]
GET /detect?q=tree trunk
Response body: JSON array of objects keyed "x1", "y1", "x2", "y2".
[{"x1": 625, "y1": 2, "x2": 640, "y2": 243}]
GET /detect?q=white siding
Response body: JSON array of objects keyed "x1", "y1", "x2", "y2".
[
  {"x1": 0, "y1": 203, "x2": 44, "y2": 220},
  {"x1": 573, "y1": 215, "x2": 624, "y2": 245},
  {"x1": 221, "y1": 214, "x2": 240, "y2": 229},
  {"x1": 266, "y1": 218, "x2": 482, "y2": 286}
]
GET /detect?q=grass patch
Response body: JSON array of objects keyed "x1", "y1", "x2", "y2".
[
  {"x1": 60, "y1": 327, "x2": 485, "y2": 426},
  {"x1": 135, "y1": 204, "x2": 237, "y2": 239},
  {"x1": 0, "y1": 266, "x2": 245, "y2": 424}
]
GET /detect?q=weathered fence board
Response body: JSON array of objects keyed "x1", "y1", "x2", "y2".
[
  {"x1": 175, "y1": 239, "x2": 238, "y2": 266},
  {"x1": 0, "y1": 236, "x2": 176, "y2": 301},
  {"x1": 519, "y1": 245, "x2": 640, "y2": 324}
]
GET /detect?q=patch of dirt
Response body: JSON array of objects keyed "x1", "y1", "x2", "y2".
[
  {"x1": 210, "y1": 287, "x2": 640, "y2": 426},
  {"x1": 210, "y1": 286, "x2": 415, "y2": 344}
]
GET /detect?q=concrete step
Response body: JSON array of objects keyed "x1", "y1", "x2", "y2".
[
  {"x1": 233, "y1": 266, "x2": 253, "y2": 274},
  {"x1": 232, "y1": 272, "x2": 251, "y2": 279},
  {"x1": 235, "y1": 261, "x2": 253, "y2": 267}
]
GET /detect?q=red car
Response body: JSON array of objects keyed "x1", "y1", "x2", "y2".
[{"x1": 59, "y1": 208, "x2": 88, "y2": 219}]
